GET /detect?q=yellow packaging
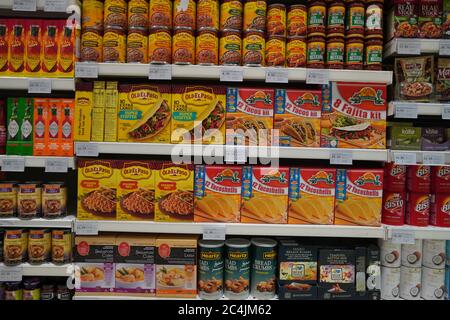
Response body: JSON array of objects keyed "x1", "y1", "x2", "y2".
[
  {"x1": 91, "y1": 81, "x2": 105, "y2": 141},
  {"x1": 74, "y1": 82, "x2": 93, "y2": 141},
  {"x1": 104, "y1": 81, "x2": 118, "y2": 142},
  {"x1": 154, "y1": 162, "x2": 194, "y2": 222},
  {"x1": 118, "y1": 84, "x2": 171, "y2": 143}
]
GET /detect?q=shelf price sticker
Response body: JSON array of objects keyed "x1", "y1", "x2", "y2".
[
  {"x1": 148, "y1": 64, "x2": 172, "y2": 80},
  {"x1": 393, "y1": 152, "x2": 417, "y2": 165},
  {"x1": 391, "y1": 229, "x2": 415, "y2": 245},
  {"x1": 44, "y1": 0, "x2": 67, "y2": 12},
  {"x1": 0, "y1": 266, "x2": 23, "y2": 282},
  {"x1": 13, "y1": 0, "x2": 37, "y2": 11},
  {"x1": 203, "y1": 225, "x2": 226, "y2": 240},
  {"x1": 442, "y1": 105, "x2": 450, "y2": 120},
  {"x1": 330, "y1": 150, "x2": 353, "y2": 165},
  {"x1": 28, "y1": 79, "x2": 52, "y2": 94},
  {"x1": 397, "y1": 39, "x2": 421, "y2": 55},
  {"x1": 45, "y1": 158, "x2": 69, "y2": 173},
  {"x1": 75, "y1": 221, "x2": 99, "y2": 235},
  {"x1": 220, "y1": 67, "x2": 244, "y2": 82},
  {"x1": 75, "y1": 143, "x2": 99, "y2": 157},
  {"x1": 265, "y1": 68, "x2": 289, "y2": 83},
  {"x1": 75, "y1": 63, "x2": 99, "y2": 78},
  {"x1": 423, "y1": 153, "x2": 446, "y2": 166},
  {"x1": 439, "y1": 40, "x2": 450, "y2": 56},
  {"x1": 1, "y1": 157, "x2": 25, "y2": 172},
  {"x1": 395, "y1": 103, "x2": 418, "y2": 119},
  {"x1": 306, "y1": 69, "x2": 329, "y2": 85}
]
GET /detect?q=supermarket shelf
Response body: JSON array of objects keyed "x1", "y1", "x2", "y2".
[
  {"x1": 77, "y1": 63, "x2": 393, "y2": 84},
  {"x1": 75, "y1": 142, "x2": 389, "y2": 162},
  {"x1": 0, "y1": 216, "x2": 74, "y2": 228},
  {"x1": 0, "y1": 155, "x2": 76, "y2": 170},
  {"x1": 0, "y1": 0, "x2": 80, "y2": 12},
  {"x1": 388, "y1": 101, "x2": 450, "y2": 117},
  {"x1": 386, "y1": 225, "x2": 450, "y2": 240},
  {"x1": 389, "y1": 150, "x2": 450, "y2": 165},
  {"x1": 73, "y1": 295, "x2": 192, "y2": 300},
  {"x1": 0, "y1": 263, "x2": 73, "y2": 277},
  {"x1": 384, "y1": 38, "x2": 441, "y2": 58},
  {"x1": 0, "y1": 77, "x2": 75, "y2": 91}
]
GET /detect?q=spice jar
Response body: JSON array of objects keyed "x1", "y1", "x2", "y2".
[
  {"x1": 0, "y1": 182, "x2": 17, "y2": 218},
  {"x1": 103, "y1": 28, "x2": 126, "y2": 63},
  {"x1": 307, "y1": 35, "x2": 325, "y2": 68},
  {"x1": 326, "y1": 36, "x2": 345, "y2": 69},
  {"x1": 345, "y1": 35, "x2": 364, "y2": 70},
  {"x1": 127, "y1": 28, "x2": 149, "y2": 63},
  {"x1": 365, "y1": 37, "x2": 383, "y2": 70},
  {"x1": 286, "y1": 36, "x2": 307, "y2": 67},
  {"x1": 267, "y1": 3, "x2": 286, "y2": 37},
  {"x1": 17, "y1": 182, "x2": 41, "y2": 219},
  {"x1": 172, "y1": 29, "x2": 195, "y2": 64},
  {"x1": 365, "y1": 2, "x2": 383, "y2": 37},
  {"x1": 149, "y1": 28, "x2": 172, "y2": 64},
  {"x1": 196, "y1": 30, "x2": 219, "y2": 65},
  {"x1": 265, "y1": 36, "x2": 286, "y2": 67},
  {"x1": 219, "y1": 30, "x2": 242, "y2": 65},
  {"x1": 243, "y1": 0, "x2": 267, "y2": 32},
  {"x1": 149, "y1": 0, "x2": 172, "y2": 29},
  {"x1": 346, "y1": 1, "x2": 365, "y2": 36},
  {"x1": 197, "y1": 0, "x2": 220, "y2": 31},
  {"x1": 327, "y1": 1, "x2": 346, "y2": 35},
  {"x1": 5, "y1": 282, "x2": 22, "y2": 300},
  {"x1": 287, "y1": 4, "x2": 307, "y2": 37},
  {"x1": 173, "y1": 0, "x2": 196, "y2": 30},
  {"x1": 307, "y1": 1, "x2": 326, "y2": 36},
  {"x1": 220, "y1": 0, "x2": 243, "y2": 31},
  {"x1": 23, "y1": 278, "x2": 41, "y2": 300},
  {"x1": 243, "y1": 30, "x2": 265, "y2": 66}
]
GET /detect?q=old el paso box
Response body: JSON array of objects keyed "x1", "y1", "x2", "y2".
[
  {"x1": 321, "y1": 82, "x2": 387, "y2": 149},
  {"x1": 319, "y1": 249, "x2": 356, "y2": 299}
]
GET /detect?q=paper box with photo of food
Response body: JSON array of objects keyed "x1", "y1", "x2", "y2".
[
  {"x1": 391, "y1": 126, "x2": 422, "y2": 150},
  {"x1": 321, "y1": 82, "x2": 386, "y2": 149},
  {"x1": 274, "y1": 89, "x2": 321, "y2": 147},
  {"x1": 288, "y1": 168, "x2": 336, "y2": 225},
  {"x1": 154, "y1": 162, "x2": 194, "y2": 222},
  {"x1": 194, "y1": 165, "x2": 242, "y2": 223},
  {"x1": 395, "y1": 56, "x2": 434, "y2": 101},
  {"x1": 241, "y1": 166, "x2": 289, "y2": 224},
  {"x1": 319, "y1": 249, "x2": 356, "y2": 299},
  {"x1": 77, "y1": 159, "x2": 119, "y2": 220},
  {"x1": 334, "y1": 169, "x2": 383, "y2": 227},
  {"x1": 117, "y1": 161, "x2": 155, "y2": 221}
]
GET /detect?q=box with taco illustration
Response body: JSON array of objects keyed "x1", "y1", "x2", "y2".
[
  {"x1": 288, "y1": 168, "x2": 336, "y2": 225},
  {"x1": 117, "y1": 160, "x2": 155, "y2": 221},
  {"x1": 77, "y1": 159, "x2": 119, "y2": 220},
  {"x1": 171, "y1": 85, "x2": 226, "y2": 145},
  {"x1": 118, "y1": 84, "x2": 171, "y2": 143},
  {"x1": 241, "y1": 166, "x2": 289, "y2": 224},
  {"x1": 226, "y1": 88, "x2": 274, "y2": 146},
  {"x1": 154, "y1": 162, "x2": 194, "y2": 222},
  {"x1": 194, "y1": 165, "x2": 242, "y2": 223},
  {"x1": 321, "y1": 82, "x2": 387, "y2": 149},
  {"x1": 274, "y1": 89, "x2": 322, "y2": 147},
  {"x1": 334, "y1": 169, "x2": 383, "y2": 226}
]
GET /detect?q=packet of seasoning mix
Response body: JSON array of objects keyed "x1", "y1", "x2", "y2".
[
  {"x1": 387, "y1": 0, "x2": 419, "y2": 40},
  {"x1": 436, "y1": 58, "x2": 450, "y2": 101},
  {"x1": 395, "y1": 56, "x2": 434, "y2": 101},
  {"x1": 421, "y1": 127, "x2": 449, "y2": 151},
  {"x1": 444, "y1": 0, "x2": 450, "y2": 37},
  {"x1": 419, "y1": 0, "x2": 443, "y2": 38}
]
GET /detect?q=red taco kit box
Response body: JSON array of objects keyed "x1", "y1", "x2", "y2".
[
  {"x1": 430, "y1": 194, "x2": 450, "y2": 227},
  {"x1": 431, "y1": 166, "x2": 450, "y2": 194}
]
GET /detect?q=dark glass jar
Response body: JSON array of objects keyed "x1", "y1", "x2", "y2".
[
  {"x1": 23, "y1": 277, "x2": 41, "y2": 300},
  {"x1": 327, "y1": 1, "x2": 346, "y2": 35},
  {"x1": 326, "y1": 36, "x2": 345, "y2": 69},
  {"x1": 307, "y1": 35, "x2": 326, "y2": 68},
  {"x1": 57, "y1": 284, "x2": 71, "y2": 300},
  {"x1": 307, "y1": 1, "x2": 326, "y2": 36},
  {"x1": 5, "y1": 282, "x2": 22, "y2": 300},
  {"x1": 345, "y1": 35, "x2": 364, "y2": 70},
  {"x1": 41, "y1": 283, "x2": 56, "y2": 301},
  {"x1": 346, "y1": 1, "x2": 365, "y2": 36},
  {"x1": 365, "y1": 37, "x2": 383, "y2": 70}
]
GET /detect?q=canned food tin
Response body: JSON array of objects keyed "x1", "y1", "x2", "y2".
[
  {"x1": 82, "y1": 0, "x2": 104, "y2": 31},
  {"x1": 128, "y1": 0, "x2": 149, "y2": 29},
  {"x1": 378, "y1": 239, "x2": 401, "y2": 268},
  {"x1": 224, "y1": 238, "x2": 250, "y2": 300},
  {"x1": 243, "y1": 0, "x2": 267, "y2": 32},
  {"x1": 326, "y1": 36, "x2": 344, "y2": 69},
  {"x1": 423, "y1": 240, "x2": 446, "y2": 269},
  {"x1": 407, "y1": 165, "x2": 431, "y2": 193},
  {"x1": 127, "y1": 29, "x2": 149, "y2": 63},
  {"x1": 267, "y1": 3, "x2": 286, "y2": 37},
  {"x1": 345, "y1": 35, "x2": 364, "y2": 70},
  {"x1": 17, "y1": 182, "x2": 41, "y2": 219},
  {"x1": 80, "y1": 30, "x2": 103, "y2": 62},
  {"x1": 196, "y1": 30, "x2": 219, "y2": 65},
  {"x1": 220, "y1": 0, "x2": 243, "y2": 31},
  {"x1": 28, "y1": 228, "x2": 51, "y2": 264},
  {"x1": 197, "y1": 0, "x2": 219, "y2": 31},
  {"x1": 219, "y1": 30, "x2": 242, "y2": 65},
  {"x1": 172, "y1": 29, "x2": 195, "y2": 64},
  {"x1": 173, "y1": 0, "x2": 196, "y2": 30},
  {"x1": 286, "y1": 36, "x2": 306, "y2": 67},
  {"x1": 287, "y1": 4, "x2": 307, "y2": 37},
  {"x1": 198, "y1": 240, "x2": 224, "y2": 300},
  {"x1": 149, "y1": 0, "x2": 172, "y2": 29},
  {"x1": 327, "y1": 1, "x2": 346, "y2": 35},
  {"x1": 250, "y1": 238, "x2": 277, "y2": 299},
  {"x1": 382, "y1": 191, "x2": 406, "y2": 226},
  {"x1": 381, "y1": 266, "x2": 400, "y2": 300},
  {"x1": 149, "y1": 28, "x2": 172, "y2": 63},
  {"x1": 307, "y1": 1, "x2": 326, "y2": 36},
  {"x1": 242, "y1": 30, "x2": 265, "y2": 66},
  {"x1": 346, "y1": 1, "x2": 365, "y2": 36},
  {"x1": 51, "y1": 229, "x2": 72, "y2": 265},
  {"x1": 265, "y1": 36, "x2": 285, "y2": 67},
  {"x1": 421, "y1": 267, "x2": 446, "y2": 300},
  {"x1": 3, "y1": 229, "x2": 28, "y2": 266},
  {"x1": 103, "y1": 28, "x2": 126, "y2": 63},
  {"x1": 400, "y1": 266, "x2": 422, "y2": 300},
  {"x1": 104, "y1": 0, "x2": 127, "y2": 30},
  {"x1": 306, "y1": 35, "x2": 325, "y2": 68},
  {"x1": 406, "y1": 193, "x2": 430, "y2": 227},
  {"x1": 401, "y1": 239, "x2": 423, "y2": 267},
  {"x1": 42, "y1": 182, "x2": 67, "y2": 219},
  {"x1": 384, "y1": 163, "x2": 406, "y2": 193},
  {"x1": 0, "y1": 182, "x2": 17, "y2": 218}
]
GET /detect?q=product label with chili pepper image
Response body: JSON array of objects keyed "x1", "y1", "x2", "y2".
[
  {"x1": 58, "y1": 26, "x2": 75, "y2": 74},
  {"x1": 25, "y1": 24, "x2": 41, "y2": 74},
  {"x1": 9, "y1": 23, "x2": 25, "y2": 73},
  {"x1": 0, "y1": 23, "x2": 8, "y2": 73}
]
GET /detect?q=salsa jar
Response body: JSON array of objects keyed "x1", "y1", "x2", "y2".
[
  {"x1": 265, "y1": 36, "x2": 286, "y2": 67},
  {"x1": 365, "y1": 37, "x2": 383, "y2": 70},
  {"x1": 52, "y1": 229, "x2": 72, "y2": 265},
  {"x1": 345, "y1": 35, "x2": 364, "y2": 69},
  {"x1": 104, "y1": 0, "x2": 127, "y2": 30},
  {"x1": 4, "y1": 282, "x2": 22, "y2": 300},
  {"x1": 28, "y1": 228, "x2": 51, "y2": 265},
  {"x1": 307, "y1": 1, "x2": 326, "y2": 36},
  {"x1": 243, "y1": 0, "x2": 267, "y2": 32},
  {"x1": 17, "y1": 182, "x2": 41, "y2": 219},
  {"x1": 23, "y1": 278, "x2": 41, "y2": 300},
  {"x1": 307, "y1": 35, "x2": 325, "y2": 68},
  {"x1": 3, "y1": 229, "x2": 28, "y2": 266},
  {"x1": 220, "y1": 0, "x2": 243, "y2": 31},
  {"x1": 365, "y1": 2, "x2": 383, "y2": 37},
  {"x1": 172, "y1": 28, "x2": 195, "y2": 64},
  {"x1": 0, "y1": 182, "x2": 17, "y2": 218},
  {"x1": 326, "y1": 36, "x2": 345, "y2": 69},
  {"x1": 149, "y1": 0, "x2": 172, "y2": 29},
  {"x1": 267, "y1": 3, "x2": 286, "y2": 37},
  {"x1": 127, "y1": 28, "x2": 149, "y2": 63},
  {"x1": 219, "y1": 30, "x2": 242, "y2": 65},
  {"x1": 128, "y1": 0, "x2": 149, "y2": 29},
  {"x1": 173, "y1": 0, "x2": 196, "y2": 30},
  {"x1": 80, "y1": 30, "x2": 103, "y2": 62},
  {"x1": 242, "y1": 30, "x2": 265, "y2": 66},
  {"x1": 82, "y1": 0, "x2": 104, "y2": 31},
  {"x1": 197, "y1": 0, "x2": 219, "y2": 31},
  {"x1": 42, "y1": 182, "x2": 67, "y2": 219},
  {"x1": 149, "y1": 28, "x2": 172, "y2": 63},
  {"x1": 287, "y1": 4, "x2": 307, "y2": 37},
  {"x1": 286, "y1": 36, "x2": 306, "y2": 67},
  {"x1": 327, "y1": 1, "x2": 346, "y2": 35},
  {"x1": 346, "y1": 1, "x2": 365, "y2": 36},
  {"x1": 103, "y1": 27, "x2": 126, "y2": 63},
  {"x1": 196, "y1": 30, "x2": 219, "y2": 65}
]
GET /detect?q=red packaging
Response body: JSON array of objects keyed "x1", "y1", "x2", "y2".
[
  {"x1": 431, "y1": 166, "x2": 450, "y2": 194},
  {"x1": 430, "y1": 193, "x2": 450, "y2": 227},
  {"x1": 384, "y1": 163, "x2": 406, "y2": 192},
  {"x1": 406, "y1": 192, "x2": 430, "y2": 227},
  {"x1": 407, "y1": 165, "x2": 431, "y2": 193},
  {"x1": 9, "y1": 19, "x2": 26, "y2": 74},
  {"x1": 0, "y1": 19, "x2": 9, "y2": 73},
  {"x1": 25, "y1": 19, "x2": 42, "y2": 75},
  {"x1": 382, "y1": 191, "x2": 406, "y2": 225}
]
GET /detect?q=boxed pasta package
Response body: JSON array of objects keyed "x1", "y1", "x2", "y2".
[
  {"x1": 319, "y1": 249, "x2": 356, "y2": 299},
  {"x1": 395, "y1": 56, "x2": 434, "y2": 101},
  {"x1": 77, "y1": 159, "x2": 119, "y2": 220}
]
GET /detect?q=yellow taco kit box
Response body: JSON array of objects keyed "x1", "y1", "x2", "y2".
[{"x1": 118, "y1": 84, "x2": 172, "y2": 143}]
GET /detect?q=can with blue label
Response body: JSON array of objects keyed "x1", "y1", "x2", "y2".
[
  {"x1": 251, "y1": 238, "x2": 277, "y2": 299},
  {"x1": 198, "y1": 239, "x2": 224, "y2": 300},
  {"x1": 225, "y1": 238, "x2": 251, "y2": 300}
]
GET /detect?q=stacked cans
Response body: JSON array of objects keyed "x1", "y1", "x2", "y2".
[
  {"x1": 242, "y1": 1, "x2": 267, "y2": 66},
  {"x1": 430, "y1": 166, "x2": 450, "y2": 228},
  {"x1": 382, "y1": 163, "x2": 407, "y2": 225},
  {"x1": 219, "y1": 0, "x2": 243, "y2": 65},
  {"x1": 379, "y1": 239, "x2": 401, "y2": 300},
  {"x1": 406, "y1": 165, "x2": 431, "y2": 227},
  {"x1": 420, "y1": 240, "x2": 447, "y2": 300},
  {"x1": 446, "y1": 241, "x2": 450, "y2": 300}
]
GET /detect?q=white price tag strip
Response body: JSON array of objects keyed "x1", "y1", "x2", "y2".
[
  {"x1": 220, "y1": 67, "x2": 244, "y2": 82},
  {"x1": 397, "y1": 39, "x2": 421, "y2": 55},
  {"x1": 148, "y1": 64, "x2": 172, "y2": 80},
  {"x1": 391, "y1": 229, "x2": 415, "y2": 245},
  {"x1": 44, "y1": 0, "x2": 67, "y2": 12},
  {"x1": 75, "y1": 221, "x2": 99, "y2": 235},
  {"x1": 224, "y1": 145, "x2": 246, "y2": 163},
  {"x1": 306, "y1": 69, "x2": 329, "y2": 85},
  {"x1": 393, "y1": 152, "x2": 417, "y2": 165},
  {"x1": 0, "y1": 266, "x2": 23, "y2": 282},
  {"x1": 75, "y1": 63, "x2": 99, "y2": 78},
  {"x1": 28, "y1": 79, "x2": 52, "y2": 94},
  {"x1": 45, "y1": 158, "x2": 69, "y2": 173},
  {"x1": 423, "y1": 153, "x2": 446, "y2": 165},
  {"x1": 75, "y1": 143, "x2": 99, "y2": 157},
  {"x1": 1, "y1": 157, "x2": 25, "y2": 172},
  {"x1": 265, "y1": 68, "x2": 289, "y2": 83},
  {"x1": 395, "y1": 104, "x2": 418, "y2": 119},
  {"x1": 330, "y1": 150, "x2": 353, "y2": 165},
  {"x1": 439, "y1": 40, "x2": 450, "y2": 56},
  {"x1": 442, "y1": 105, "x2": 450, "y2": 120},
  {"x1": 203, "y1": 225, "x2": 226, "y2": 240},
  {"x1": 13, "y1": 0, "x2": 37, "y2": 11}
]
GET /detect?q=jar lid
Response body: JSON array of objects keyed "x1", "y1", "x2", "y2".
[
  {"x1": 225, "y1": 238, "x2": 251, "y2": 248},
  {"x1": 251, "y1": 238, "x2": 277, "y2": 248},
  {"x1": 199, "y1": 239, "x2": 225, "y2": 248}
]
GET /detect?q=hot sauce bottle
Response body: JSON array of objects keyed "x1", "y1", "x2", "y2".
[
  {"x1": 0, "y1": 100, "x2": 6, "y2": 154},
  {"x1": 61, "y1": 101, "x2": 73, "y2": 156},
  {"x1": 48, "y1": 103, "x2": 60, "y2": 155},
  {"x1": 0, "y1": 25, "x2": 8, "y2": 72},
  {"x1": 26, "y1": 24, "x2": 41, "y2": 73},
  {"x1": 9, "y1": 25, "x2": 25, "y2": 73},
  {"x1": 43, "y1": 25, "x2": 58, "y2": 73},
  {"x1": 59, "y1": 26, "x2": 74, "y2": 73}
]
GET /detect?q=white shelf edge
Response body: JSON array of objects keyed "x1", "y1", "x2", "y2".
[
  {"x1": 0, "y1": 155, "x2": 76, "y2": 170},
  {"x1": 73, "y1": 294, "x2": 276, "y2": 301},
  {"x1": 389, "y1": 150, "x2": 450, "y2": 165},
  {"x1": 384, "y1": 38, "x2": 441, "y2": 59},
  {"x1": 385, "y1": 225, "x2": 450, "y2": 240},
  {"x1": 0, "y1": 0, "x2": 80, "y2": 12},
  {"x1": 0, "y1": 262, "x2": 73, "y2": 277},
  {"x1": 388, "y1": 101, "x2": 449, "y2": 117},
  {"x1": 0, "y1": 215, "x2": 74, "y2": 228},
  {"x1": 0, "y1": 77, "x2": 75, "y2": 91}
]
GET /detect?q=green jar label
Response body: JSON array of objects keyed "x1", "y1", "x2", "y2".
[
  {"x1": 347, "y1": 47, "x2": 363, "y2": 63},
  {"x1": 327, "y1": 46, "x2": 344, "y2": 63},
  {"x1": 367, "y1": 47, "x2": 382, "y2": 64},
  {"x1": 308, "y1": 46, "x2": 324, "y2": 62}
]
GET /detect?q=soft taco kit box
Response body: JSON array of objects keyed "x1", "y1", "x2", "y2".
[
  {"x1": 171, "y1": 85, "x2": 226, "y2": 145},
  {"x1": 241, "y1": 166, "x2": 289, "y2": 224},
  {"x1": 274, "y1": 89, "x2": 321, "y2": 147},
  {"x1": 319, "y1": 249, "x2": 356, "y2": 299},
  {"x1": 321, "y1": 82, "x2": 387, "y2": 149},
  {"x1": 194, "y1": 165, "x2": 242, "y2": 223},
  {"x1": 118, "y1": 84, "x2": 171, "y2": 143},
  {"x1": 288, "y1": 168, "x2": 336, "y2": 225},
  {"x1": 334, "y1": 169, "x2": 383, "y2": 227}
]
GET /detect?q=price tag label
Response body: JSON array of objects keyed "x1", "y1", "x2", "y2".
[
  {"x1": 397, "y1": 39, "x2": 421, "y2": 55},
  {"x1": 75, "y1": 143, "x2": 99, "y2": 157},
  {"x1": 439, "y1": 40, "x2": 450, "y2": 56},
  {"x1": 306, "y1": 69, "x2": 329, "y2": 85},
  {"x1": 45, "y1": 158, "x2": 69, "y2": 173},
  {"x1": 220, "y1": 67, "x2": 244, "y2": 82},
  {"x1": 393, "y1": 152, "x2": 417, "y2": 165},
  {"x1": 265, "y1": 68, "x2": 289, "y2": 83},
  {"x1": 75, "y1": 63, "x2": 98, "y2": 78},
  {"x1": 28, "y1": 79, "x2": 52, "y2": 94},
  {"x1": 442, "y1": 105, "x2": 450, "y2": 120},
  {"x1": 391, "y1": 229, "x2": 415, "y2": 244},
  {"x1": 203, "y1": 225, "x2": 226, "y2": 240},
  {"x1": 13, "y1": 0, "x2": 37, "y2": 11},
  {"x1": 44, "y1": 0, "x2": 67, "y2": 12},
  {"x1": 75, "y1": 221, "x2": 99, "y2": 235},
  {"x1": 1, "y1": 157, "x2": 25, "y2": 172},
  {"x1": 148, "y1": 64, "x2": 172, "y2": 80},
  {"x1": 330, "y1": 150, "x2": 353, "y2": 165},
  {"x1": 423, "y1": 153, "x2": 446, "y2": 165},
  {"x1": 0, "y1": 266, "x2": 23, "y2": 282},
  {"x1": 395, "y1": 103, "x2": 418, "y2": 119}
]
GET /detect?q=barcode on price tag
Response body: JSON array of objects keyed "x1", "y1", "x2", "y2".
[
  {"x1": 220, "y1": 67, "x2": 243, "y2": 82},
  {"x1": 203, "y1": 225, "x2": 226, "y2": 240},
  {"x1": 423, "y1": 153, "x2": 446, "y2": 165},
  {"x1": 28, "y1": 79, "x2": 52, "y2": 94},
  {"x1": 397, "y1": 39, "x2": 421, "y2": 55},
  {"x1": 439, "y1": 40, "x2": 450, "y2": 56},
  {"x1": 45, "y1": 158, "x2": 69, "y2": 173},
  {"x1": 306, "y1": 69, "x2": 329, "y2": 84},
  {"x1": 442, "y1": 105, "x2": 450, "y2": 120},
  {"x1": 44, "y1": 0, "x2": 67, "y2": 12},
  {"x1": 393, "y1": 152, "x2": 417, "y2": 165},
  {"x1": 330, "y1": 150, "x2": 353, "y2": 165},
  {"x1": 1, "y1": 157, "x2": 25, "y2": 172},
  {"x1": 149, "y1": 64, "x2": 172, "y2": 80},
  {"x1": 75, "y1": 143, "x2": 99, "y2": 157},
  {"x1": 391, "y1": 229, "x2": 415, "y2": 244},
  {"x1": 75, "y1": 63, "x2": 99, "y2": 78},
  {"x1": 265, "y1": 68, "x2": 288, "y2": 83},
  {"x1": 13, "y1": 0, "x2": 37, "y2": 11},
  {"x1": 0, "y1": 266, "x2": 23, "y2": 282},
  {"x1": 395, "y1": 103, "x2": 418, "y2": 119},
  {"x1": 75, "y1": 221, "x2": 99, "y2": 235}
]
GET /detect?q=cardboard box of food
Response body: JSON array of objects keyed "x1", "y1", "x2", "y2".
[{"x1": 74, "y1": 82, "x2": 93, "y2": 142}]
